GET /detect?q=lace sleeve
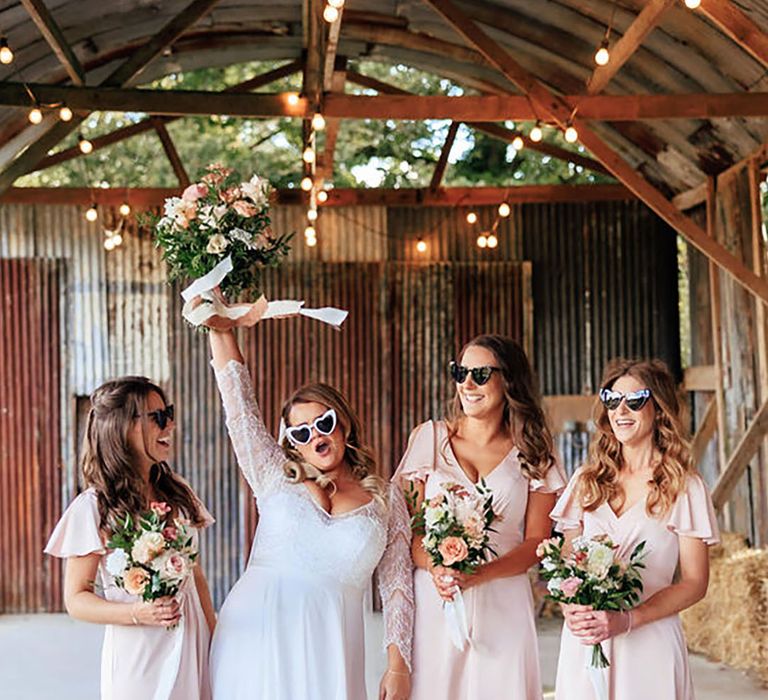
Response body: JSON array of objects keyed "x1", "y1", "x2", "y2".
[
  {"x1": 212, "y1": 359, "x2": 285, "y2": 497},
  {"x1": 376, "y1": 482, "x2": 415, "y2": 671}
]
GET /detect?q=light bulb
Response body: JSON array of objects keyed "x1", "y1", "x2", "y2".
[
  {"x1": 498, "y1": 202, "x2": 511, "y2": 218},
  {"x1": 684, "y1": 0, "x2": 701, "y2": 8},
  {"x1": 306, "y1": 234, "x2": 318, "y2": 247},
  {"x1": 323, "y1": 5, "x2": 339, "y2": 22},
  {"x1": 594, "y1": 46, "x2": 610, "y2": 66},
  {"x1": 466, "y1": 211, "x2": 478, "y2": 225},
  {"x1": 476, "y1": 234, "x2": 488, "y2": 249},
  {"x1": 59, "y1": 105, "x2": 73, "y2": 122},
  {"x1": 78, "y1": 135, "x2": 93, "y2": 154},
  {"x1": 85, "y1": 204, "x2": 98, "y2": 222},
  {"x1": 302, "y1": 147, "x2": 315, "y2": 163},
  {"x1": 104, "y1": 237, "x2": 115, "y2": 251},
  {"x1": 112, "y1": 233, "x2": 123, "y2": 247},
  {"x1": 307, "y1": 208, "x2": 318, "y2": 222},
  {"x1": 286, "y1": 92, "x2": 300, "y2": 107},
  {"x1": 0, "y1": 38, "x2": 14, "y2": 65},
  {"x1": 317, "y1": 190, "x2": 329, "y2": 203},
  {"x1": 119, "y1": 202, "x2": 131, "y2": 217},
  {"x1": 529, "y1": 124, "x2": 543, "y2": 142},
  {"x1": 328, "y1": 0, "x2": 345, "y2": 7},
  {"x1": 311, "y1": 113, "x2": 326, "y2": 131},
  {"x1": 300, "y1": 176, "x2": 313, "y2": 191},
  {"x1": 28, "y1": 107, "x2": 42, "y2": 124},
  {"x1": 564, "y1": 125, "x2": 578, "y2": 143},
  {"x1": 512, "y1": 135, "x2": 524, "y2": 151},
  {"x1": 304, "y1": 225, "x2": 316, "y2": 238},
  {"x1": 487, "y1": 234, "x2": 498, "y2": 249},
  {"x1": 416, "y1": 239, "x2": 427, "y2": 253}
]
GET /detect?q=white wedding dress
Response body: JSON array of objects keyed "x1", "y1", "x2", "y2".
[{"x1": 209, "y1": 360, "x2": 414, "y2": 700}]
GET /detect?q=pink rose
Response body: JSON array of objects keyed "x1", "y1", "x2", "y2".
[
  {"x1": 220, "y1": 187, "x2": 241, "y2": 204},
  {"x1": 164, "y1": 553, "x2": 188, "y2": 578},
  {"x1": 181, "y1": 183, "x2": 208, "y2": 202},
  {"x1": 232, "y1": 200, "x2": 258, "y2": 217},
  {"x1": 438, "y1": 536, "x2": 469, "y2": 566},
  {"x1": 150, "y1": 501, "x2": 171, "y2": 516},
  {"x1": 162, "y1": 526, "x2": 178, "y2": 541},
  {"x1": 559, "y1": 576, "x2": 582, "y2": 598},
  {"x1": 123, "y1": 567, "x2": 149, "y2": 596}
]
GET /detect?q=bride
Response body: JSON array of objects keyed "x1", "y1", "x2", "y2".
[{"x1": 205, "y1": 322, "x2": 413, "y2": 699}]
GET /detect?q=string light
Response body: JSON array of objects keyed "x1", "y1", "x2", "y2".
[
  {"x1": 323, "y1": 5, "x2": 339, "y2": 22},
  {"x1": 416, "y1": 238, "x2": 427, "y2": 253},
  {"x1": 512, "y1": 135, "x2": 524, "y2": 151},
  {"x1": 683, "y1": 0, "x2": 701, "y2": 8},
  {"x1": 58, "y1": 105, "x2": 73, "y2": 122},
  {"x1": 119, "y1": 202, "x2": 131, "y2": 217},
  {"x1": 327, "y1": 0, "x2": 345, "y2": 7},
  {"x1": 304, "y1": 225, "x2": 316, "y2": 238},
  {"x1": 306, "y1": 234, "x2": 318, "y2": 247},
  {"x1": 286, "y1": 92, "x2": 300, "y2": 106},
  {"x1": 466, "y1": 211, "x2": 478, "y2": 225},
  {"x1": 476, "y1": 234, "x2": 488, "y2": 249},
  {"x1": 529, "y1": 122, "x2": 543, "y2": 142},
  {"x1": 0, "y1": 37, "x2": 13, "y2": 65},
  {"x1": 302, "y1": 147, "x2": 315, "y2": 164},
  {"x1": 498, "y1": 202, "x2": 510, "y2": 217},
  {"x1": 111, "y1": 233, "x2": 123, "y2": 247},
  {"x1": 564, "y1": 124, "x2": 579, "y2": 143},
  {"x1": 311, "y1": 113, "x2": 326, "y2": 131},
  {"x1": 307, "y1": 208, "x2": 318, "y2": 222},
  {"x1": 85, "y1": 204, "x2": 98, "y2": 222},
  {"x1": 28, "y1": 106, "x2": 42, "y2": 124},
  {"x1": 301, "y1": 176, "x2": 313, "y2": 191},
  {"x1": 104, "y1": 237, "x2": 116, "y2": 251},
  {"x1": 78, "y1": 134, "x2": 93, "y2": 154},
  {"x1": 487, "y1": 234, "x2": 499, "y2": 249},
  {"x1": 317, "y1": 190, "x2": 329, "y2": 203},
  {"x1": 594, "y1": 39, "x2": 610, "y2": 66}
]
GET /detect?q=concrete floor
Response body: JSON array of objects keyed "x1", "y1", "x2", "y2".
[{"x1": 0, "y1": 613, "x2": 764, "y2": 699}]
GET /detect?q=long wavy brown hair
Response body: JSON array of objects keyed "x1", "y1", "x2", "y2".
[
  {"x1": 81, "y1": 376, "x2": 205, "y2": 532},
  {"x1": 578, "y1": 358, "x2": 694, "y2": 516},
  {"x1": 280, "y1": 382, "x2": 386, "y2": 506},
  {"x1": 445, "y1": 334, "x2": 556, "y2": 481}
]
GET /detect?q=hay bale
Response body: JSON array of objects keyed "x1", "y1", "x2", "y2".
[{"x1": 682, "y1": 534, "x2": 768, "y2": 686}]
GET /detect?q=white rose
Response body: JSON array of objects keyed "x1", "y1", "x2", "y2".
[
  {"x1": 153, "y1": 550, "x2": 190, "y2": 582},
  {"x1": 163, "y1": 197, "x2": 184, "y2": 219},
  {"x1": 229, "y1": 227, "x2": 254, "y2": 247},
  {"x1": 547, "y1": 577, "x2": 564, "y2": 594},
  {"x1": 206, "y1": 234, "x2": 229, "y2": 255},
  {"x1": 424, "y1": 506, "x2": 444, "y2": 528},
  {"x1": 131, "y1": 531, "x2": 165, "y2": 565},
  {"x1": 586, "y1": 543, "x2": 615, "y2": 580},
  {"x1": 454, "y1": 496, "x2": 480, "y2": 524},
  {"x1": 241, "y1": 175, "x2": 268, "y2": 207},
  {"x1": 105, "y1": 548, "x2": 128, "y2": 577}
]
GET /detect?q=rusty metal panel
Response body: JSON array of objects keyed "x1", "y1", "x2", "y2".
[{"x1": 0, "y1": 259, "x2": 63, "y2": 612}]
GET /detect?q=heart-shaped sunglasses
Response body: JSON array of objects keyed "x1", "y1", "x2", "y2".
[
  {"x1": 599, "y1": 388, "x2": 652, "y2": 412},
  {"x1": 285, "y1": 408, "x2": 337, "y2": 446}
]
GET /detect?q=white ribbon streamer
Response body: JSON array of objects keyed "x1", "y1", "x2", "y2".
[
  {"x1": 179, "y1": 255, "x2": 348, "y2": 329},
  {"x1": 443, "y1": 588, "x2": 470, "y2": 651},
  {"x1": 586, "y1": 644, "x2": 609, "y2": 700}
]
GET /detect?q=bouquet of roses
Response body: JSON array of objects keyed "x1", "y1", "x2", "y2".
[
  {"x1": 410, "y1": 481, "x2": 496, "y2": 649},
  {"x1": 104, "y1": 501, "x2": 198, "y2": 625}
]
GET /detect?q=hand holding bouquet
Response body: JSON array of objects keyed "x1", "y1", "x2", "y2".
[
  {"x1": 105, "y1": 501, "x2": 199, "y2": 628},
  {"x1": 410, "y1": 481, "x2": 497, "y2": 649}
]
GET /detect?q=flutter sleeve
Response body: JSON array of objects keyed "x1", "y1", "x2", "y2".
[
  {"x1": 376, "y1": 483, "x2": 415, "y2": 671},
  {"x1": 44, "y1": 489, "x2": 106, "y2": 558},
  {"x1": 667, "y1": 474, "x2": 720, "y2": 545},
  {"x1": 212, "y1": 359, "x2": 286, "y2": 497},
  {"x1": 529, "y1": 453, "x2": 568, "y2": 494},
  {"x1": 549, "y1": 468, "x2": 584, "y2": 532},
  {"x1": 391, "y1": 420, "x2": 436, "y2": 485}
]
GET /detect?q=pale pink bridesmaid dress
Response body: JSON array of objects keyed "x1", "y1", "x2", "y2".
[
  {"x1": 551, "y1": 470, "x2": 720, "y2": 700},
  {"x1": 395, "y1": 420, "x2": 566, "y2": 700},
  {"x1": 45, "y1": 488, "x2": 214, "y2": 700}
]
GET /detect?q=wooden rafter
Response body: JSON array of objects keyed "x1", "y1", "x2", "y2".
[
  {"x1": 586, "y1": 0, "x2": 676, "y2": 95},
  {"x1": 700, "y1": 0, "x2": 768, "y2": 69},
  {"x1": 691, "y1": 397, "x2": 717, "y2": 468},
  {"x1": 323, "y1": 5, "x2": 344, "y2": 92},
  {"x1": 21, "y1": 0, "x2": 85, "y2": 85},
  {"x1": 430, "y1": 121, "x2": 460, "y2": 190},
  {"x1": 421, "y1": 0, "x2": 768, "y2": 305},
  {"x1": 317, "y1": 59, "x2": 347, "y2": 183},
  {"x1": 151, "y1": 119, "x2": 190, "y2": 187}
]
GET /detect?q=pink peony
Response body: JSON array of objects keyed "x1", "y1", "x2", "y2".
[
  {"x1": 181, "y1": 183, "x2": 208, "y2": 202},
  {"x1": 559, "y1": 576, "x2": 582, "y2": 598},
  {"x1": 439, "y1": 536, "x2": 469, "y2": 566},
  {"x1": 232, "y1": 200, "x2": 258, "y2": 217},
  {"x1": 151, "y1": 501, "x2": 172, "y2": 516},
  {"x1": 123, "y1": 567, "x2": 149, "y2": 596},
  {"x1": 162, "y1": 526, "x2": 178, "y2": 541}
]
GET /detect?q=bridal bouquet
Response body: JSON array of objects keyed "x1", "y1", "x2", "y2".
[
  {"x1": 104, "y1": 501, "x2": 198, "y2": 620},
  {"x1": 410, "y1": 481, "x2": 496, "y2": 649}
]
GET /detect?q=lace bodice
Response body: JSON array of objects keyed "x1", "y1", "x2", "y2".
[{"x1": 213, "y1": 360, "x2": 414, "y2": 668}]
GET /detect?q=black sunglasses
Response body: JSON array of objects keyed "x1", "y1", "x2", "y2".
[
  {"x1": 599, "y1": 389, "x2": 651, "y2": 412},
  {"x1": 137, "y1": 404, "x2": 175, "y2": 430},
  {"x1": 449, "y1": 361, "x2": 500, "y2": 386},
  {"x1": 285, "y1": 408, "x2": 337, "y2": 446}
]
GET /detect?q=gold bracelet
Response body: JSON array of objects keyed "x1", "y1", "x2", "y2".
[
  {"x1": 130, "y1": 602, "x2": 140, "y2": 626},
  {"x1": 386, "y1": 670, "x2": 409, "y2": 677}
]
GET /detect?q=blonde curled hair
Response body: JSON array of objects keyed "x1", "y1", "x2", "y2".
[
  {"x1": 578, "y1": 358, "x2": 695, "y2": 517},
  {"x1": 279, "y1": 382, "x2": 387, "y2": 508}
]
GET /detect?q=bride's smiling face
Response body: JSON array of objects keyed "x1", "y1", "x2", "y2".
[{"x1": 287, "y1": 401, "x2": 346, "y2": 472}]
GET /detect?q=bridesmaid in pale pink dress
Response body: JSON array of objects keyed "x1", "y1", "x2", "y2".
[
  {"x1": 552, "y1": 359, "x2": 719, "y2": 700},
  {"x1": 395, "y1": 335, "x2": 566, "y2": 700},
  {"x1": 45, "y1": 377, "x2": 216, "y2": 700}
]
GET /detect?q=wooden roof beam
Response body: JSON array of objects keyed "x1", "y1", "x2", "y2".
[
  {"x1": 700, "y1": 0, "x2": 768, "y2": 70},
  {"x1": 422, "y1": 0, "x2": 768, "y2": 305},
  {"x1": 586, "y1": 0, "x2": 676, "y2": 95},
  {"x1": 21, "y1": 0, "x2": 85, "y2": 85},
  {"x1": 316, "y1": 59, "x2": 347, "y2": 183},
  {"x1": 430, "y1": 121, "x2": 460, "y2": 190},
  {"x1": 151, "y1": 118, "x2": 190, "y2": 187}
]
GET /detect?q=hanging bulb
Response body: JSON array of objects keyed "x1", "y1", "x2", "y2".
[
  {"x1": 594, "y1": 39, "x2": 610, "y2": 66},
  {"x1": 307, "y1": 208, "x2": 318, "y2": 222},
  {"x1": 28, "y1": 107, "x2": 43, "y2": 124},
  {"x1": 85, "y1": 204, "x2": 98, "y2": 222},
  {"x1": 302, "y1": 147, "x2": 315, "y2": 163},
  {"x1": 512, "y1": 135, "x2": 524, "y2": 151},
  {"x1": 104, "y1": 237, "x2": 116, "y2": 251},
  {"x1": 304, "y1": 225, "x2": 316, "y2": 238},
  {"x1": 498, "y1": 202, "x2": 511, "y2": 218},
  {"x1": 529, "y1": 123, "x2": 543, "y2": 143},
  {"x1": 487, "y1": 234, "x2": 499, "y2": 249},
  {"x1": 0, "y1": 37, "x2": 14, "y2": 65},
  {"x1": 301, "y1": 176, "x2": 313, "y2": 191},
  {"x1": 317, "y1": 190, "x2": 329, "y2": 203},
  {"x1": 305, "y1": 234, "x2": 318, "y2": 247},
  {"x1": 327, "y1": 0, "x2": 345, "y2": 7},
  {"x1": 564, "y1": 124, "x2": 579, "y2": 143},
  {"x1": 476, "y1": 234, "x2": 488, "y2": 249},
  {"x1": 466, "y1": 211, "x2": 478, "y2": 225},
  {"x1": 119, "y1": 202, "x2": 131, "y2": 217},
  {"x1": 78, "y1": 134, "x2": 93, "y2": 154},
  {"x1": 311, "y1": 113, "x2": 326, "y2": 131},
  {"x1": 286, "y1": 92, "x2": 300, "y2": 106},
  {"x1": 684, "y1": 0, "x2": 701, "y2": 8},
  {"x1": 58, "y1": 105, "x2": 73, "y2": 122},
  {"x1": 111, "y1": 233, "x2": 123, "y2": 247},
  {"x1": 323, "y1": 5, "x2": 339, "y2": 22},
  {"x1": 416, "y1": 239, "x2": 427, "y2": 253}
]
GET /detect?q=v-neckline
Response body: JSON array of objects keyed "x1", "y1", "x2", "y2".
[
  {"x1": 299, "y1": 483, "x2": 375, "y2": 520},
  {"x1": 606, "y1": 494, "x2": 647, "y2": 521},
  {"x1": 441, "y1": 422, "x2": 517, "y2": 486}
]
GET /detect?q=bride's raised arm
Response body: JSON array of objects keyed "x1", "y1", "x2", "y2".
[{"x1": 209, "y1": 328, "x2": 285, "y2": 497}]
